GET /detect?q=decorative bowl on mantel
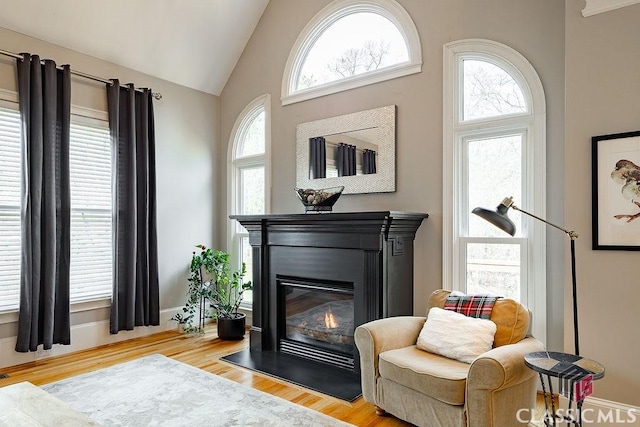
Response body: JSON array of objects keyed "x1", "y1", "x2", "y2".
[{"x1": 295, "y1": 186, "x2": 344, "y2": 213}]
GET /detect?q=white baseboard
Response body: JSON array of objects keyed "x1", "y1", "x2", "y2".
[
  {"x1": 0, "y1": 307, "x2": 182, "y2": 370},
  {"x1": 0, "y1": 307, "x2": 254, "y2": 371},
  {"x1": 579, "y1": 396, "x2": 640, "y2": 426}
]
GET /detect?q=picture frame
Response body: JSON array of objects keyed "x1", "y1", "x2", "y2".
[{"x1": 592, "y1": 130, "x2": 640, "y2": 250}]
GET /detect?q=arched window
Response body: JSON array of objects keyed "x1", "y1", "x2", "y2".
[
  {"x1": 281, "y1": 0, "x2": 421, "y2": 105},
  {"x1": 228, "y1": 95, "x2": 270, "y2": 305},
  {"x1": 442, "y1": 40, "x2": 547, "y2": 343}
]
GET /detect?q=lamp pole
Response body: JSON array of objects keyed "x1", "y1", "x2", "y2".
[{"x1": 570, "y1": 238, "x2": 579, "y2": 356}]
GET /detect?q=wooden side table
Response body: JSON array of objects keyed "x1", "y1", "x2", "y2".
[{"x1": 525, "y1": 351, "x2": 605, "y2": 427}]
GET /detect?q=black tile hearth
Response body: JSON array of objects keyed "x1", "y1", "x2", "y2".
[{"x1": 221, "y1": 349, "x2": 362, "y2": 402}]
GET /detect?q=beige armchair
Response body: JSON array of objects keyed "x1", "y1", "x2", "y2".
[{"x1": 354, "y1": 289, "x2": 544, "y2": 427}]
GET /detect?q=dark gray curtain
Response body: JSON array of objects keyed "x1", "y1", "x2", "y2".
[
  {"x1": 363, "y1": 149, "x2": 376, "y2": 174},
  {"x1": 309, "y1": 137, "x2": 326, "y2": 179},
  {"x1": 107, "y1": 81, "x2": 159, "y2": 334},
  {"x1": 15, "y1": 54, "x2": 71, "y2": 352}
]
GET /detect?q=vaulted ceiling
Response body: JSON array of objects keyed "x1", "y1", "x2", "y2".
[{"x1": 0, "y1": 0, "x2": 269, "y2": 95}]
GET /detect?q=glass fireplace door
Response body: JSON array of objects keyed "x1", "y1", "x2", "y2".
[{"x1": 281, "y1": 281, "x2": 355, "y2": 357}]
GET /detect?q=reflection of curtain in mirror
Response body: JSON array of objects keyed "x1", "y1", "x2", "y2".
[
  {"x1": 336, "y1": 143, "x2": 344, "y2": 176},
  {"x1": 363, "y1": 149, "x2": 377, "y2": 174},
  {"x1": 309, "y1": 137, "x2": 326, "y2": 179},
  {"x1": 347, "y1": 144, "x2": 356, "y2": 175},
  {"x1": 337, "y1": 143, "x2": 356, "y2": 176}
]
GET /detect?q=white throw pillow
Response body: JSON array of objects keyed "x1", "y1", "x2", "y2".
[{"x1": 417, "y1": 307, "x2": 497, "y2": 364}]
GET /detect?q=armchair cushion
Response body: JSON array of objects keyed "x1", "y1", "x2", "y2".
[
  {"x1": 379, "y1": 346, "x2": 470, "y2": 405},
  {"x1": 417, "y1": 307, "x2": 497, "y2": 363}
]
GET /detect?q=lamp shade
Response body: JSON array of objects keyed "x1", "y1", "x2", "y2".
[{"x1": 472, "y1": 202, "x2": 516, "y2": 236}]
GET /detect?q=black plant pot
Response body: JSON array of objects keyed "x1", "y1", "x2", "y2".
[{"x1": 217, "y1": 313, "x2": 246, "y2": 340}]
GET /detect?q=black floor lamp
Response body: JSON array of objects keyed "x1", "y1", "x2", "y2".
[{"x1": 472, "y1": 196, "x2": 580, "y2": 356}]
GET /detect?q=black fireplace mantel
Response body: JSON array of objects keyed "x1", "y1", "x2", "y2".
[{"x1": 230, "y1": 211, "x2": 428, "y2": 356}]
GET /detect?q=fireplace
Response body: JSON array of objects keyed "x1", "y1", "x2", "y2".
[
  {"x1": 223, "y1": 211, "x2": 427, "y2": 400},
  {"x1": 279, "y1": 279, "x2": 355, "y2": 369}
]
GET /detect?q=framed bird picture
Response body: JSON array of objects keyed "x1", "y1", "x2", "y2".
[{"x1": 592, "y1": 130, "x2": 640, "y2": 250}]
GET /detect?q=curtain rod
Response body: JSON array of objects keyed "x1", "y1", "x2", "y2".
[{"x1": 0, "y1": 48, "x2": 162, "y2": 100}]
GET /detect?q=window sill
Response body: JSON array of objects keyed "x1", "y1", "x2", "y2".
[
  {"x1": 281, "y1": 62, "x2": 422, "y2": 106},
  {"x1": 0, "y1": 297, "x2": 111, "y2": 325}
]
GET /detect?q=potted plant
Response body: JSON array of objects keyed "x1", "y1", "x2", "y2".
[{"x1": 172, "y1": 245, "x2": 252, "y2": 339}]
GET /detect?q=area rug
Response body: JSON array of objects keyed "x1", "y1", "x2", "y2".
[{"x1": 41, "y1": 354, "x2": 354, "y2": 426}]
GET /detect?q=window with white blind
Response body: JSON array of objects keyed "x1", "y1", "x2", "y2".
[
  {"x1": 0, "y1": 98, "x2": 113, "y2": 313},
  {"x1": 0, "y1": 103, "x2": 22, "y2": 312}
]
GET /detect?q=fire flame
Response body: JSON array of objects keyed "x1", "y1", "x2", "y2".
[{"x1": 324, "y1": 307, "x2": 338, "y2": 329}]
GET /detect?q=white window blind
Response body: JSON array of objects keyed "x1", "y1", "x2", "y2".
[
  {"x1": 69, "y1": 120, "x2": 112, "y2": 303},
  {"x1": 0, "y1": 106, "x2": 22, "y2": 312}
]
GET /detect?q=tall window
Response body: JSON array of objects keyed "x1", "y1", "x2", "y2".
[
  {"x1": 281, "y1": 0, "x2": 421, "y2": 105},
  {"x1": 229, "y1": 95, "x2": 270, "y2": 305},
  {"x1": 0, "y1": 95, "x2": 112, "y2": 313},
  {"x1": 443, "y1": 40, "x2": 547, "y2": 342}
]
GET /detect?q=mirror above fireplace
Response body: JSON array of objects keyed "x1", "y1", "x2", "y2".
[{"x1": 296, "y1": 105, "x2": 396, "y2": 194}]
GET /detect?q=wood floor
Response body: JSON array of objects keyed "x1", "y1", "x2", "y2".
[{"x1": 0, "y1": 325, "x2": 410, "y2": 427}]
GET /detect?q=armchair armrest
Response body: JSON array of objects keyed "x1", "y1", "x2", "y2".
[
  {"x1": 466, "y1": 337, "x2": 545, "y2": 427},
  {"x1": 468, "y1": 336, "x2": 545, "y2": 390},
  {"x1": 354, "y1": 316, "x2": 425, "y2": 404}
]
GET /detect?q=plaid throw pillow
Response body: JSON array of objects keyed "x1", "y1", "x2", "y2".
[{"x1": 444, "y1": 294, "x2": 500, "y2": 319}]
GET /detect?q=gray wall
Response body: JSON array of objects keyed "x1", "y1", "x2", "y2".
[
  {"x1": 0, "y1": 27, "x2": 219, "y2": 338},
  {"x1": 219, "y1": 0, "x2": 566, "y2": 386},
  {"x1": 565, "y1": 1, "x2": 640, "y2": 406}
]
